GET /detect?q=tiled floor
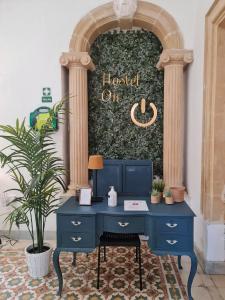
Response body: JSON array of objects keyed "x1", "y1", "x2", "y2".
[
  {"x1": 176, "y1": 256, "x2": 225, "y2": 300},
  {"x1": 1, "y1": 240, "x2": 225, "y2": 300}
]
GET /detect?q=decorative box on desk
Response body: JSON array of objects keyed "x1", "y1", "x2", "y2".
[{"x1": 53, "y1": 196, "x2": 197, "y2": 300}]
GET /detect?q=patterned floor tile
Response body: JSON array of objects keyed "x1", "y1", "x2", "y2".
[{"x1": 0, "y1": 242, "x2": 188, "y2": 300}]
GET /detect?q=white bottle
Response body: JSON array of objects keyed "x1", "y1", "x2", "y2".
[{"x1": 108, "y1": 186, "x2": 117, "y2": 207}]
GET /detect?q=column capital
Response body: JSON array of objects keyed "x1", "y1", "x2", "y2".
[
  {"x1": 60, "y1": 51, "x2": 95, "y2": 71},
  {"x1": 157, "y1": 49, "x2": 193, "y2": 70}
]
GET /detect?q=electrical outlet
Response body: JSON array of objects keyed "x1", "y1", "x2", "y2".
[{"x1": 221, "y1": 185, "x2": 225, "y2": 203}]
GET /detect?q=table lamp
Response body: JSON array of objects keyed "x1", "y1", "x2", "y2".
[{"x1": 88, "y1": 155, "x2": 104, "y2": 202}]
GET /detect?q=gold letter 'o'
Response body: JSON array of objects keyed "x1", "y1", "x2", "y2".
[{"x1": 131, "y1": 102, "x2": 157, "y2": 128}]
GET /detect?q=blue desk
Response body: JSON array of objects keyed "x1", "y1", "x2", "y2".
[{"x1": 53, "y1": 196, "x2": 197, "y2": 300}]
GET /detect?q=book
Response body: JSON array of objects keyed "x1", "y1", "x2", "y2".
[{"x1": 124, "y1": 200, "x2": 149, "y2": 211}]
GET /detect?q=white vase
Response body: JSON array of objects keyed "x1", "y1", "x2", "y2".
[{"x1": 25, "y1": 243, "x2": 52, "y2": 278}]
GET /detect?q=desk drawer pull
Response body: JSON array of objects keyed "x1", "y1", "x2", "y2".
[
  {"x1": 71, "y1": 221, "x2": 82, "y2": 226},
  {"x1": 118, "y1": 222, "x2": 129, "y2": 227},
  {"x1": 166, "y1": 239, "x2": 178, "y2": 245},
  {"x1": 72, "y1": 237, "x2": 82, "y2": 242},
  {"x1": 166, "y1": 223, "x2": 178, "y2": 228}
]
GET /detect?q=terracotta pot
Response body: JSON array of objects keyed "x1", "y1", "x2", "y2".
[
  {"x1": 151, "y1": 195, "x2": 160, "y2": 204},
  {"x1": 170, "y1": 186, "x2": 185, "y2": 202},
  {"x1": 165, "y1": 197, "x2": 174, "y2": 205}
]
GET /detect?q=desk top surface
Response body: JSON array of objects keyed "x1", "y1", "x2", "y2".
[{"x1": 57, "y1": 197, "x2": 195, "y2": 217}]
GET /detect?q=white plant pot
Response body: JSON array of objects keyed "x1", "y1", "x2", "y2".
[{"x1": 25, "y1": 243, "x2": 52, "y2": 278}]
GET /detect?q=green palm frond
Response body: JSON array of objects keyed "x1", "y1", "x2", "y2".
[{"x1": 0, "y1": 99, "x2": 67, "y2": 253}]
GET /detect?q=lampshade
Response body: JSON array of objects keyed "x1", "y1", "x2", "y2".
[{"x1": 88, "y1": 155, "x2": 104, "y2": 170}]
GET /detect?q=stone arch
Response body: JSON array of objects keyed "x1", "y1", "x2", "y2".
[
  {"x1": 69, "y1": 1, "x2": 183, "y2": 52},
  {"x1": 201, "y1": 0, "x2": 225, "y2": 222},
  {"x1": 60, "y1": 1, "x2": 193, "y2": 193}
]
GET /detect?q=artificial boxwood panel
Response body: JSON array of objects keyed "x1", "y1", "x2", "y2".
[{"x1": 88, "y1": 30, "x2": 164, "y2": 176}]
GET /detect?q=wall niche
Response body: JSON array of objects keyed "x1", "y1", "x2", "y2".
[{"x1": 88, "y1": 30, "x2": 164, "y2": 176}]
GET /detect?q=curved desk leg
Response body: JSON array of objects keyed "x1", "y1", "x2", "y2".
[
  {"x1": 187, "y1": 253, "x2": 197, "y2": 300},
  {"x1": 53, "y1": 248, "x2": 63, "y2": 296},
  {"x1": 178, "y1": 255, "x2": 183, "y2": 270},
  {"x1": 72, "y1": 252, "x2": 76, "y2": 266}
]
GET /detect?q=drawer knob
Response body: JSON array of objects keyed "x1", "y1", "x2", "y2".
[
  {"x1": 118, "y1": 222, "x2": 129, "y2": 227},
  {"x1": 72, "y1": 237, "x2": 82, "y2": 242},
  {"x1": 166, "y1": 239, "x2": 178, "y2": 245},
  {"x1": 166, "y1": 223, "x2": 178, "y2": 228},
  {"x1": 71, "y1": 221, "x2": 82, "y2": 226}
]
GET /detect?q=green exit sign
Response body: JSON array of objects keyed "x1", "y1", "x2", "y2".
[{"x1": 42, "y1": 87, "x2": 52, "y2": 103}]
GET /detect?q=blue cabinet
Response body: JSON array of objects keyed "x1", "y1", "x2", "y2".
[
  {"x1": 54, "y1": 197, "x2": 197, "y2": 300},
  {"x1": 94, "y1": 160, "x2": 153, "y2": 197},
  {"x1": 123, "y1": 162, "x2": 152, "y2": 195},
  {"x1": 57, "y1": 214, "x2": 96, "y2": 250},
  {"x1": 94, "y1": 161, "x2": 123, "y2": 196},
  {"x1": 152, "y1": 217, "x2": 193, "y2": 253}
]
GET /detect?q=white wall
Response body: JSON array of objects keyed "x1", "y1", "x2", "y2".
[
  {"x1": 0, "y1": 0, "x2": 109, "y2": 232},
  {"x1": 0, "y1": 0, "x2": 218, "y2": 260},
  {"x1": 183, "y1": 0, "x2": 225, "y2": 262}
]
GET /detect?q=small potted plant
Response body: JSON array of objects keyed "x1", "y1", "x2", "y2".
[
  {"x1": 152, "y1": 177, "x2": 165, "y2": 198},
  {"x1": 164, "y1": 189, "x2": 174, "y2": 205},
  {"x1": 151, "y1": 189, "x2": 160, "y2": 204}
]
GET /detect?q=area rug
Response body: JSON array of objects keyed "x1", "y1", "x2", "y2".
[{"x1": 0, "y1": 242, "x2": 187, "y2": 300}]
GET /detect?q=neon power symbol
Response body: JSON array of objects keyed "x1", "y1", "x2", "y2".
[{"x1": 131, "y1": 98, "x2": 157, "y2": 128}]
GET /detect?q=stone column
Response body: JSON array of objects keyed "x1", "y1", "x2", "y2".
[
  {"x1": 157, "y1": 49, "x2": 193, "y2": 187},
  {"x1": 60, "y1": 52, "x2": 95, "y2": 193}
]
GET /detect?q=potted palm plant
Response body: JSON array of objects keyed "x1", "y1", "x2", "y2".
[{"x1": 0, "y1": 101, "x2": 66, "y2": 278}]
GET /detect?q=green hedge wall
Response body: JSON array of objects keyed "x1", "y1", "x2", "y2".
[{"x1": 88, "y1": 30, "x2": 164, "y2": 176}]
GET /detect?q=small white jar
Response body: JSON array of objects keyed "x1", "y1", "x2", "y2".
[{"x1": 108, "y1": 186, "x2": 117, "y2": 207}]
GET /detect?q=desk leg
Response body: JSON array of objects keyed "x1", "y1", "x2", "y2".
[
  {"x1": 187, "y1": 253, "x2": 197, "y2": 300},
  {"x1": 178, "y1": 255, "x2": 183, "y2": 270},
  {"x1": 72, "y1": 252, "x2": 76, "y2": 266},
  {"x1": 53, "y1": 248, "x2": 63, "y2": 296}
]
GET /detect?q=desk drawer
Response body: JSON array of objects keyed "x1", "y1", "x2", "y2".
[
  {"x1": 156, "y1": 218, "x2": 191, "y2": 235},
  {"x1": 156, "y1": 234, "x2": 193, "y2": 252},
  {"x1": 58, "y1": 215, "x2": 95, "y2": 232},
  {"x1": 61, "y1": 232, "x2": 95, "y2": 248},
  {"x1": 103, "y1": 215, "x2": 144, "y2": 234}
]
